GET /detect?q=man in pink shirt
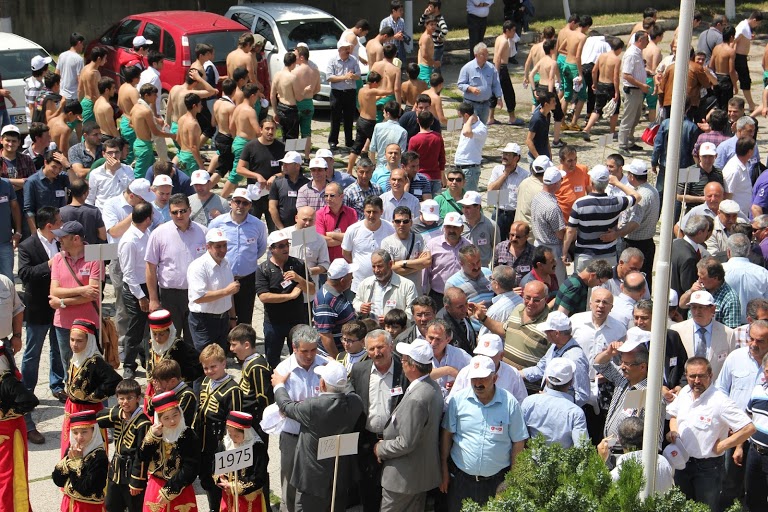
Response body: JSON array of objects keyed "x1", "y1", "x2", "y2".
[
  {"x1": 316, "y1": 182, "x2": 358, "y2": 260},
  {"x1": 48, "y1": 221, "x2": 102, "y2": 375}
]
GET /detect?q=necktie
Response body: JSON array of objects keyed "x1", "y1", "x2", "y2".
[
  {"x1": 695, "y1": 327, "x2": 707, "y2": 358},
  {"x1": 695, "y1": 248, "x2": 701, "y2": 260},
  {"x1": 459, "y1": 318, "x2": 469, "y2": 345}
]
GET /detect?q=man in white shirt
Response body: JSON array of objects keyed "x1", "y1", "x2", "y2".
[
  {"x1": 186, "y1": 228, "x2": 240, "y2": 353},
  {"x1": 55, "y1": 33, "x2": 85, "y2": 100},
  {"x1": 609, "y1": 271, "x2": 647, "y2": 329},
  {"x1": 354, "y1": 249, "x2": 417, "y2": 326},
  {"x1": 427, "y1": 318, "x2": 471, "y2": 396},
  {"x1": 667, "y1": 357, "x2": 755, "y2": 510},
  {"x1": 137, "y1": 51, "x2": 168, "y2": 160},
  {"x1": 285, "y1": 206, "x2": 330, "y2": 303},
  {"x1": 86, "y1": 139, "x2": 134, "y2": 210},
  {"x1": 722, "y1": 137, "x2": 755, "y2": 215},
  {"x1": 117, "y1": 201, "x2": 153, "y2": 379},
  {"x1": 454, "y1": 102, "x2": 488, "y2": 192},
  {"x1": 617, "y1": 31, "x2": 650, "y2": 152},
  {"x1": 487, "y1": 143, "x2": 529, "y2": 239},
  {"x1": 341, "y1": 196, "x2": 396, "y2": 292}
]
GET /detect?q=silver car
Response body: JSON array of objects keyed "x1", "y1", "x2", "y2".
[
  {"x1": 0, "y1": 33, "x2": 53, "y2": 134},
  {"x1": 225, "y1": 3, "x2": 368, "y2": 107}
]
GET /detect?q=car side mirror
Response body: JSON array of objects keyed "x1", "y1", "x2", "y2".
[
  {"x1": 101, "y1": 35, "x2": 114, "y2": 45},
  {"x1": 264, "y1": 41, "x2": 275, "y2": 52}
]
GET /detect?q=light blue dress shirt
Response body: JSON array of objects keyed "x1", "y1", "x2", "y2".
[
  {"x1": 208, "y1": 213, "x2": 267, "y2": 277},
  {"x1": 521, "y1": 388, "x2": 588, "y2": 447},
  {"x1": 723, "y1": 256, "x2": 768, "y2": 324},
  {"x1": 715, "y1": 346, "x2": 763, "y2": 410},
  {"x1": 457, "y1": 60, "x2": 503, "y2": 102},
  {"x1": 522, "y1": 338, "x2": 591, "y2": 407}
]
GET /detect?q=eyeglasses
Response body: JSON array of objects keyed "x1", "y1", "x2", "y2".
[
  {"x1": 686, "y1": 373, "x2": 710, "y2": 381},
  {"x1": 232, "y1": 199, "x2": 250, "y2": 206},
  {"x1": 324, "y1": 194, "x2": 337, "y2": 198},
  {"x1": 523, "y1": 296, "x2": 544, "y2": 303},
  {"x1": 170, "y1": 208, "x2": 189, "y2": 216},
  {"x1": 620, "y1": 360, "x2": 644, "y2": 367},
  {"x1": 272, "y1": 242, "x2": 290, "y2": 249},
  {"x1": 447, "y1": 177, "x2": 464, "y2": 182},
  {"x1": 393, "y1": 219, "x2": 411, "y2": 224},
  {"x1": 592, "y1": 299, "x2": 613, "y2": 306},
  {"x1": 341, "y1": 337, "x2": 360, "y2": 344}
]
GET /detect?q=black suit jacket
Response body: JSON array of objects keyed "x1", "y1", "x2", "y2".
[
  {"x1": 436, "y1": 308, "x2": 477, "y2": 353},
  {"x1": 670, "y1": 238, "x2": 700, "y2": 298},
  {"x1": 17, "y1": 234, "x2": 57, "y2": 324},
  {"x1": 665, "y1": 329, "x2": 688, "y2": 389}
]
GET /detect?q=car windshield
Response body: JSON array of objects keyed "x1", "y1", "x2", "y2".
[
  {"x1": 188, "y1": 31, "x2": 247, "y2": 66},
  {"x1": 276, "y1": 18, "x2": 344, "y2": 51},
  {"x1": 0, "y1": 49, "x2": 49, "y2": 80}
]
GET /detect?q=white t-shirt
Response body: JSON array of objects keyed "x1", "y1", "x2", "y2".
[
  {"x1": 508, "y1": 33, "x2": 521, "y2": 59},
  {"x1": 722, "y1": 156, "x2": 751, "y2": 215},
  {"x1": 55, "y1": 50, "x2": 84, "y2": 100},
  {"x1": 735, "y1": 19, "x2": 752, "y2": 40},
  {"x1": 341, "y1": 220, "x2": 396, "y2": 289}
]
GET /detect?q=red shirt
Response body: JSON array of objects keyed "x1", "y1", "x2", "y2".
[
  {"x1": 316, "y1": 205, "x2": 357, "y2": 260},
  {"x1": 408, "y1": 130, "x2": 445, "y2": 181}
]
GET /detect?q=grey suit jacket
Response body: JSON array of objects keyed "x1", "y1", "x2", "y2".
[
  {"x1": 275, "y1": 387, "x2": 363, "y2": 498},
  {"x1": 669, "y1": 319, "x2": 735, "y2": 380},
  {"x1": 377, "y1": 376, "x2": 443, "y2": 494}
]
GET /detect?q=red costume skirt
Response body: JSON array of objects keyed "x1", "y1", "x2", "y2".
[
  {"x1": 61, "y1": 400, "x2": 106, "y2": 457},
  {"x1": 0, "y1": 416, "x2": 31, "y2": 512},
  {"x1": 221, "y1": 489, "x2": 266, "y2": 512},
  {"x1": 143, "y1": 474, "x2": 197, "y2": 512},
  {"x1": 60, "y1": 495, "x2": 104, "y2": 512}
]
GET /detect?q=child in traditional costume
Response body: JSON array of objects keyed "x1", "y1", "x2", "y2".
[
  {"x1": 145, "y1": 359, "x2": 198, "y2": 426},
  {"x1": 52, "y1": 410, "x2": 109, "y2": 512},
  {"x1": 217, "y1": 412, "x2": 268, "y2": 512}
]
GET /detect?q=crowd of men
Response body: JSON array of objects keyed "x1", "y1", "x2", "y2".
[{"x1": 3, "y1": 2, "x2": 768, "y2": 512}]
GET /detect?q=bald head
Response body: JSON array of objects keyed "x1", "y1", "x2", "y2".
[
  {"x1": 295, "y1": 205, "x2": 317, "y2": 228},
  {"x1": 522, "y1": 280, "x2": 548, "y2": 315},
  {"x1": 590, "y1": 288, "x2": 614, "y2": 320},
  {"x1": 622, "y1": 271, "x2": 647, "y2": 300}
]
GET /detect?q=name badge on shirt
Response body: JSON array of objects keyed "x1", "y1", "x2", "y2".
[
  {"x1": 270, "y1": 160, "x2": 279, "y2": 167},
  {"x1": 288, "y1": 191, "x2": 298, "y2": 197},
  {"x1": 0, "y1": 196, "x2": 7, "y2": 203},
  {"x1": 280, "y1": 278, "x2": 293, "y2": 289},
  {"x1": 247, "y1": 237, "x2": 256, "y2": 245},
  {"x1": 518, "y1": 265, "x2": 531, "y2": 273},
  {"x1": 717, "y1": 352, "x2": 727, "y2": 362},
  {"x1": 314, "y1": 386, "x2": 321, "y2": 393},
  {"x1": 489, "y1": 425, "x2": 504, "y2": 435},
  {"x1": 79, "y1": 268, "x2": 90, "y2": 276},
  {"x1": 669, "y1": 356, "x2": 677, "y2": 367},
  {"x1": 414, "y1": 189, "x2": 423, "y2": 196},
  {"x1": 196, "y1": 246, "x2": 206, "y2": 254},
  {"x1": 333, "y1": 228, "x2": 341, "y2": 233},
  {"x1": 574, "y1": 186, "x2": 584, "y2": 193},
  {"x1": 622, "y1": 408, "x2": 637, "y2": 416},
  {"x1": 55, "y1": 190, "x2": 66, "y2": 197},
  {"x1": 695, "y1": 415, "x2": 712, "y2": 429},
  {"x1": 477, "y1": 238, "x2": 488, "y2": 246},
  {"x1": 390, "y1": 386, "x2": 403, "y2": 396},
  {"x1": 385, "y1": 299, "x2": 397, "y2": 308}
]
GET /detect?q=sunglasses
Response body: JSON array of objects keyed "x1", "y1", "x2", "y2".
[
  {"x1": 170, "y1": 208, "x2": 188, "y2": 216},
  {"x1": 232, "y1": 199, "x2": 250, "y2": 206},
  {"x1": 447, "y1": 177, "x2": 464, "y2": 182},
  {"x1": 272, "y1": 242, "x2": 290, "y2": 249},
  {"x1": 393, "y1": 219, "x2": 411, "y2": 224}
]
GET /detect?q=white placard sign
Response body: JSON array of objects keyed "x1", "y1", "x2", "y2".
[
  {"x1": 446, "y1": 118, "x2": 462, "y2": 132},
  {"x1": 285, "y1": 138, "x2": 310, "y2": 152},
  {"x1": 678, "y1": 166, "x2": 701, "y2": 185},
  {"x1": 214, "y1": 444, "x2": 254, "y2": 475},
  {"x1": 291, "y1": 226, "x2": 321, "y2": 246},
  {"x1": 84, "y1": 243, "x2": 118, "y2": 262},
  {"x1": 317, "y1": 432, "x2": 360, "y2": 461},
  {"x1": 485, "y1": 189, "x2": 509, "y2": 208}
]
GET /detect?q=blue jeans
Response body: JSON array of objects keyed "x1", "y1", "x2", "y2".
[
  {"x1": 0, "y1": 109, "x2": 10, "y2": 130},
  {"x1": 745, "y1": 443, "x2": 768, "y2": 511},
  {"x1": 461, "y1": 165, "x2": 481, "y2": 192},
  {"x1": 0, "y1": 242, "x2": 12, "y2": 282},
  {"x1": 465, "y1": 100, "x2": 490, "y2": 125},
  {"x1": 675, "y1": 455, "x2": 724, "y2": 510},
  {"x1": 433, "y1": 46, "x2": 444, "y2": 66},
  {"x1": 430, "y1": 179, "x2": 443, "y2": 195},
  {"x1": 55, "y1": 326, "x2": 74, "y2": 380},
  {"x1": 21, "y1": 323, "x2": 65, "y2": 392},
  {"x1": 264, "y1": 321, "x2": 295, "y2": 370}
]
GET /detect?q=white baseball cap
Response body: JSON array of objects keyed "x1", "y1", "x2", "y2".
[
  {"x1": 420, "y1": 199, "x2": 440, "y2": 222},
  {"x1": 259, "y1": 403, "x2": 286, "y2": 435},
  {"x1": 627, "y1": 159, "x2": 648, "y2": 176},
  {"x1": 0, "y1": 125, "x2": 20, "y2": 137},
  {"x1": 458, "y1": 191, "x2": 482, "y2": 206},
  {"x1": 314, "y1": 361, "x2": 348, "y2": 387},
  {"x1": 205, "y1": 228, "x2": 228, "y2": 243},
  {"x1": 699, "y1": 142, "x2": 718, "y2": 156},
  {"x1": 267, "y1": 230, "x2": 290, "y2": 247},
  {"x1": 315, "y1": 149, "x2": 334, "y2": 159},
  {"x1": 309, "y1": 157, "x2": 327, "y2": 169},
  {"x1": 501, "y1": 143, "x2": 521, "y2": 154},
  {"x1": 443, "y1": 211, "x2": 464, "y2": 227},
  {"x1": 589, "y1": 165, "x2": 610, "y2": 182},
  {"x1": 31, "y1": 55, "x2": 52, "y2": 72},
  {"x1": 542, "y1": 167, "x2": 565, "y2": 185},
  {"x1": 663, "y1": 441, "x2": 689, "y2": 471},
  {"x1": 669, "y1": 288, "x2": 679, "y2": 308},
  {"x1": 337, "y1": 39, "x2": 353, "y2": 49},
  {"x1": 327, "y1": 258, "x2": 359, "y2": 280},
  {"x1": 718, "y1": 199, "x2": 741, "y2": 214},
  {"x1": 537, "y1": 311, "x2": 571, "y2": 332},
  {"x1": 689, "y1": 290, "x2": 716, "y2": 306},
  {"x1": 619, "y1": 327, "x2": 651, "y2": 353},
  {"x1": 190, "y1": 170, "x2": 211, "y2": 185},
  {"x1": 279, "y1": 151, "x2": 303, "y2": 165},
  {"x1": 128, "y1": 178, "x2": 156, "y2": 202},
  {"x1": 531, "y1": 155, "x2": 553, "y2": 173},
  {"x1": 474, "y1": 333, "x2": 503, "y2": 357},
  {"x1": 467, "y1": 355, "x2": 496, "y2": 379},
  {"x1": 152, "y1": 174, "x2": 173, "y2": 188},
  {"x1": 546, "y1": 358, "x2": 576, "y2": 385},
  {"x1": 396, "y1": 338, "x2": 434, "y2": 364},
  {"x1": 231, "y1": 188, "x2": 253, "y2": 203},
  {"x1": 133, "y1": 35, "x2": 153, "y2": 47}
]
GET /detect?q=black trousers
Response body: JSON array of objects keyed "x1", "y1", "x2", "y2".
[
  {"x1": 498, "y1": 64, "x2": 516, "y2": 112},
  {"x1": 329, "y1": 89, "x2": 356, "y2": 147},
  {"x1": 497, "y1": 209, "x2": 516, "y2": 243},
  {"x1": 357, "y1": 430, "x2": 385, "y2": 512},
  {"x1": 251, "y1": 195, "x2": 277, "y2": 232},
  {"x1": 467, "y1": 14, "x2": 488, "y2": 61},
  {"x1": 233, "y1": 271, "x2": 257, "y2": 325},
  {"x1": 122, "y1": 283, "x2": 148, "y2": 372},
  {"x1": 277, "y1": 102, "x2": 300, "y2": 141},
  {"x1": 158, "y1": 287, "x2": 192, "y2": 347},
  {"x1": 624, "y1": 237, "x2": 655, "y2": 291},
  {"x1": 105, "y1": 479, "x2": 144, "y2": 512},
  {"x1": 583, "y1": 63, "x2": 595, "y2": 115},
  {"x1": 200, "y1": 450, "x2": 222, "y2": 512},
  {"x1": 447, "y1": 460, "x2": 508, "y2": 512}
]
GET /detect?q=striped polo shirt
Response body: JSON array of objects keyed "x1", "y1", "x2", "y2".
[
  {"x1": 568, "y1": 193, "x2": 635, "y2": 256},
  {"x1": 748, "y1": 382, "x2": 768, "y2": 448}
]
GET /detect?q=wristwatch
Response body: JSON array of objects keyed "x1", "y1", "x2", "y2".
[
  {"x1": 59, "y1": 297, "x2": 67, "y2": 309},
  {"x1": 402, "y1": 261, "x2": 409, "y2": 269},
  {"x1": 230, "y1": 316, "x2": 238, "y2": 322}
]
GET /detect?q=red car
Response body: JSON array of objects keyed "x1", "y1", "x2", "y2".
[{"x1": 88, "y1": 11, "x2": 248, "y2": 110}]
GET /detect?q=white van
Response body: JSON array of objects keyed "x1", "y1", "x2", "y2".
[{"x1": 0, "y1": 33, "x2": 52, "y2": 134}]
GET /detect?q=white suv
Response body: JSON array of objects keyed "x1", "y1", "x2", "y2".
[{"x1": 0, "y1": 33, "x2": 52, "y2": 134}]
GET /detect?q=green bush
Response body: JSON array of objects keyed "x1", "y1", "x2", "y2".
[{"x1": 460, "y1": 436, "x2": 712, "y2": 512}]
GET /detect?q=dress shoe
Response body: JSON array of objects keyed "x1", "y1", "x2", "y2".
[
  {"x1": 27, "y1": 429, "x2": 45, "y2": 445},
  {"x1": 53, "y1": 390, "x2": 67, "y2": 403}
]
